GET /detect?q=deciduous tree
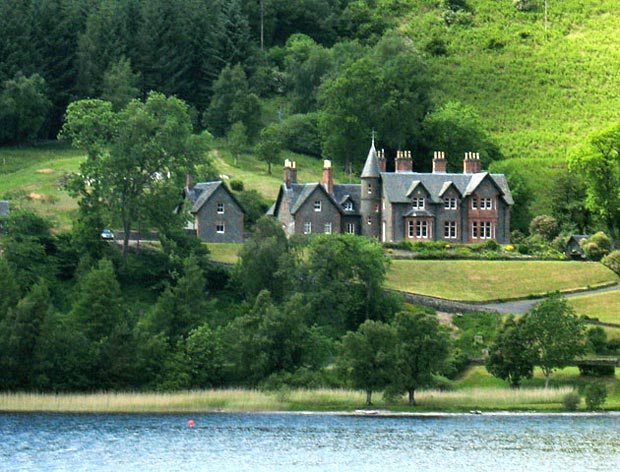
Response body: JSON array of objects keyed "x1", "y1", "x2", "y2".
[
  {"x1": 520, "y1": 293, "x2": 586, "y2": 388},
  {"x1": 569, "y1": 124, "x2": 620, "y2": 244},
  {"x1": 339, "y1": 319, "x2": 398, "y2": 405},
  {"x1": 486, "y1": 316, "x2": 534, "y2": 388},
  {"x1": 394, "y1": 310, "x2": 451, "y2": 405},
  {"x1": 61, "y1": 92, "x2": 207, "y2": 266}
]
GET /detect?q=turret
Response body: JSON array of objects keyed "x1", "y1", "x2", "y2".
[{"x1": 360, "y1": 139, "x2": 382, "y2": 239}]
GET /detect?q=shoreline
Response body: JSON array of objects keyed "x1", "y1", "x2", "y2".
[{"x1": 2, "y1": 408, "x2": 619, "y2": 417}]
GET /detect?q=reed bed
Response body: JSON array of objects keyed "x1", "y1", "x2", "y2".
[
  {"x1": 416, "y1": 387, "x2": 575, "y2": 409},
  {"x1": 0, "y1": 387, "x2": 576, "y2": 413}
]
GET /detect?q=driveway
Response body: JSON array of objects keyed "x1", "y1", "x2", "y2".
[{"x1": 480, "y1": 284, "x2": 620, "y2": 315}]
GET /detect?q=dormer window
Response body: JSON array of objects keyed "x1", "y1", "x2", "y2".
[
  {"x1": 480, "y1": 197, "x2": 493, "y2": 210},
  {"x1": 444, "y1": 197, "x2": 457, "y2": 210},
  {"x1": 412, "y1": 197, "x2": 425, "y2": 210},
  {"x1": 216, "y1": 202, "x2": 224, "y2": 214},
  {"x1": 314, "y1": 200, "x2": 322, "y2": 212},
  {"x1": 344, "y1": 201, "x2": 354, "y2": 211}
]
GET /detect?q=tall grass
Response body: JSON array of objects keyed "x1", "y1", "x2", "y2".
[
  {"x1": 0, "y1": 387, "x2": 575, "y2": 413},
  {"x1": 416, "y1": 387, "x2": 574, "y2": 410}
]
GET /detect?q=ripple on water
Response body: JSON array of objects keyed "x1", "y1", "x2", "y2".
[{"x1": 1, "y1": 413, "x2": 620, "y2": 471}]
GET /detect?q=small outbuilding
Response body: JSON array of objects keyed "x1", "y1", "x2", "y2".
[{"x1": 566, "y1": 234, "x2": 589, "y2": 259}]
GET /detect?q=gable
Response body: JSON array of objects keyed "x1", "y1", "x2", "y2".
[
  {"x1": 293, "y1": 184, "x2": 342, "y2": 215},
  {"x1": 191, "y1": 181, "x2": 245, "y2": 215}
]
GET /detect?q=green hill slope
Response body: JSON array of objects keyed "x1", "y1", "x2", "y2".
[
  {"x1": 399, "y1": 0, "x2": 620, "y2": 213},
  {"x1": 404, "y1": 0, "x2": 620, "y2": 161}
]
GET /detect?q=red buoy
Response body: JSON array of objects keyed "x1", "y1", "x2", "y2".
[{"x1": 187, "y1": 419, "x2": 196, "y2": 428}]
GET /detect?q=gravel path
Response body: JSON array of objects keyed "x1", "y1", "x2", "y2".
[{"x1": 480, "y1": 284, "x2": 620, "y2": 315}]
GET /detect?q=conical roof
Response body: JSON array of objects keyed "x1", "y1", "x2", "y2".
[{"x1": 361, "y1": 139, "x2": 381, "y2": 178}]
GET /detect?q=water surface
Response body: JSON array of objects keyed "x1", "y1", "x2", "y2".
[{"x1": 2, "y1": 413, "x2": 619, "y2": 471}]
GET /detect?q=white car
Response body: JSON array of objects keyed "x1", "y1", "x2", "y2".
[{"x1": 101, "y1": 229, "x2": 114, "y2": 240}]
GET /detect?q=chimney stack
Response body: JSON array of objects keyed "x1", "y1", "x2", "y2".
[
  {"x1": 378, "y1": 149, "x2": 387, "y2": 172},
  {"x1": 395, "y1": 150, "x2": 413, "y2": 173},
  {"x1": 322, "y1": 159, "x2": 333, "y2": 194},
  {"x1": 432, "y1": 151, "x2": 447, "y2": 173},
  {"x1": 284, "y1": 159, "x2": 297, "y2": 188},
  {"x1": 463, "y1": 152, "x2": 482, "y2": 174}
]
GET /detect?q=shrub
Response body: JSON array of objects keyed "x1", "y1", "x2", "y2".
[
  {"x1": 562, "y1": 391, "x2": 581, "y2": 411},
  {"x1": 529, "y1": 215, "x2": 559, "y2": 241},
  {"x1": 513, "y1": 0, "x2": 537, "y2": 11},
  {"x1": 229, "y1": 179, "x2": 244, "y2": 192},
  {"x1": 585, "y1": 382, "x2": 608, "y2": 410},
  {"x1": 483, "y1": 239, "x2": 500, "y2": 252},
  {"x1": 581, "y1": 232, "x2": 611, "y2": 261},
  {"x1": 582, "y1": 242, "x2": 605, "y2": 262},
  {"x1": 578, "y1": 364, "x2": 616, "y2": 377},
  {"x1": 517, "y1": 243, "x2": 531, "y2": 255},
  {"x1": 425, "y1": 38, "x2": 448, "y2": 56},
  {"x1": 602, "y1": 250, "x2": 620, "y2": 275}
]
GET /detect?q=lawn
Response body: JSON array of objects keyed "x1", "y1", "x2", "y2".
[
  {"x1": 206, "y1": 243, "x2": 243, "y2": 264},
  {"x1": 569, "y1": 291, "x2": 620, "y2": 325},
  {"x1": 386, "y1": 260, "x2": 618, "y2": 302}
]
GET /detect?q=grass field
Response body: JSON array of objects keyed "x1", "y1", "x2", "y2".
[
  {"x1": 386, "y1": 260, "x2": 618, "y2": 302},
  {"x1": 2, "y1": 366, "x2": 618, "y2": 413},
  {"x1": 0, "y1": 143, "x2": 84, "y2": 230},
  {"x1": 206, "y1": 243, "x2": 243, "y2": 264},
  {"x1": 569, "y1": 291, "x2": 620, "y2": 325},
  {"x1": 212, "y1": 144, "x2": 347, "y2": 201}
]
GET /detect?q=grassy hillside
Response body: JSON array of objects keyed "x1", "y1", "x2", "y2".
[
  {"x1": 399, "y1": 0, "x2": 620, "y2": 212},
  {"x1": 386, "y1": 260, "x2": 618, "y2": 302},
  {"x1": 0, "y1": 143, "x2": 84, "y2": 229}
]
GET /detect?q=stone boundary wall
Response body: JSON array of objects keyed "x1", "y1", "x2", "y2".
[{"x1": 386, "y1": 289, "x2": 498, "y2": 314}]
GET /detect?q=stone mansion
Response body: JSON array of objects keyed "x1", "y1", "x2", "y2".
[{"x1": 268, "y1": 141, "x2": 513, "y2": 243}]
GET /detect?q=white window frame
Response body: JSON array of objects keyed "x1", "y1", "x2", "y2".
[
  {"x1": 472, "y1": 197, "x2": 478, "y2": 210},
  {"x1": 444, "y1": 197, "x2": 457, "y2": 210},
  {"x1": 324, "y1": 222, "x2": 332, "y2": 234},
  {"x1": 444, "y1": 221, "x2": 457, "y2": 239},
  {"x1": 407, "y1": 220, "x2": 414, "y2": 238},
  {"x1": 216, "y1": 223, "x2": 225, "y2": 234},
  {"x1": 344, "y1": 201, "x2": 354, "y2": 211},
  {"x1": 304, "y1": 222, "x2": 312, "y2": 235},
  {"x1": 346, "y1": 223, "x2": 356, "y2": 234},
  {"x1": 480, "y1": 197, "x2": 493, "y2": 210},
  {"x1": 472, "y1": 221, "x2": 478, "y2": 239},
  {"x1": 216, "y1": 202, "x2": 224, "y2": 214},
  {"x1": 412, "y1": 197, "x2": 425, "y2": 210},
  {"x1": 367, "y1": 183, "x2": 373, "y2": 194},
  {"x1": 314, "y1": 200, "x2": 322, "y2": 212},
  {"x1": 416, "y1": 220, "x2": 428, "y2": 239},
  {"x1": 367, "y1": 216, "x2": 372, "y2": 225},
  {"x1": 480, "y1": 221, "x2": 492, "y2": 239}
]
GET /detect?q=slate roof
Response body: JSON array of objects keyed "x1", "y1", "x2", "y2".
[
  {"x1": 273, "y1": 181, "x2": 359, "y2": 217},
  {"x1": 186, "y1": 181, "x2": 245, "y2": 214},
  {"x1": 361, "y1": 140, "x2": 381, "y2": 178},
  {"x1": 381, "y1": 172, "x2": 513, "y2": 205},
  {"x1": 0, "y1": 200, "x2": 8, "y2": 217}
]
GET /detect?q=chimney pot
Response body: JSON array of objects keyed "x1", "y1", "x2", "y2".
[{"x1": 322, "y1": 159, "x2": 333, "y2": 194}]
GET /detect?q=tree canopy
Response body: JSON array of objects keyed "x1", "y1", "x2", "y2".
[{"x1": 61, "y1": 92, "x2": 208, "y2": 266}]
